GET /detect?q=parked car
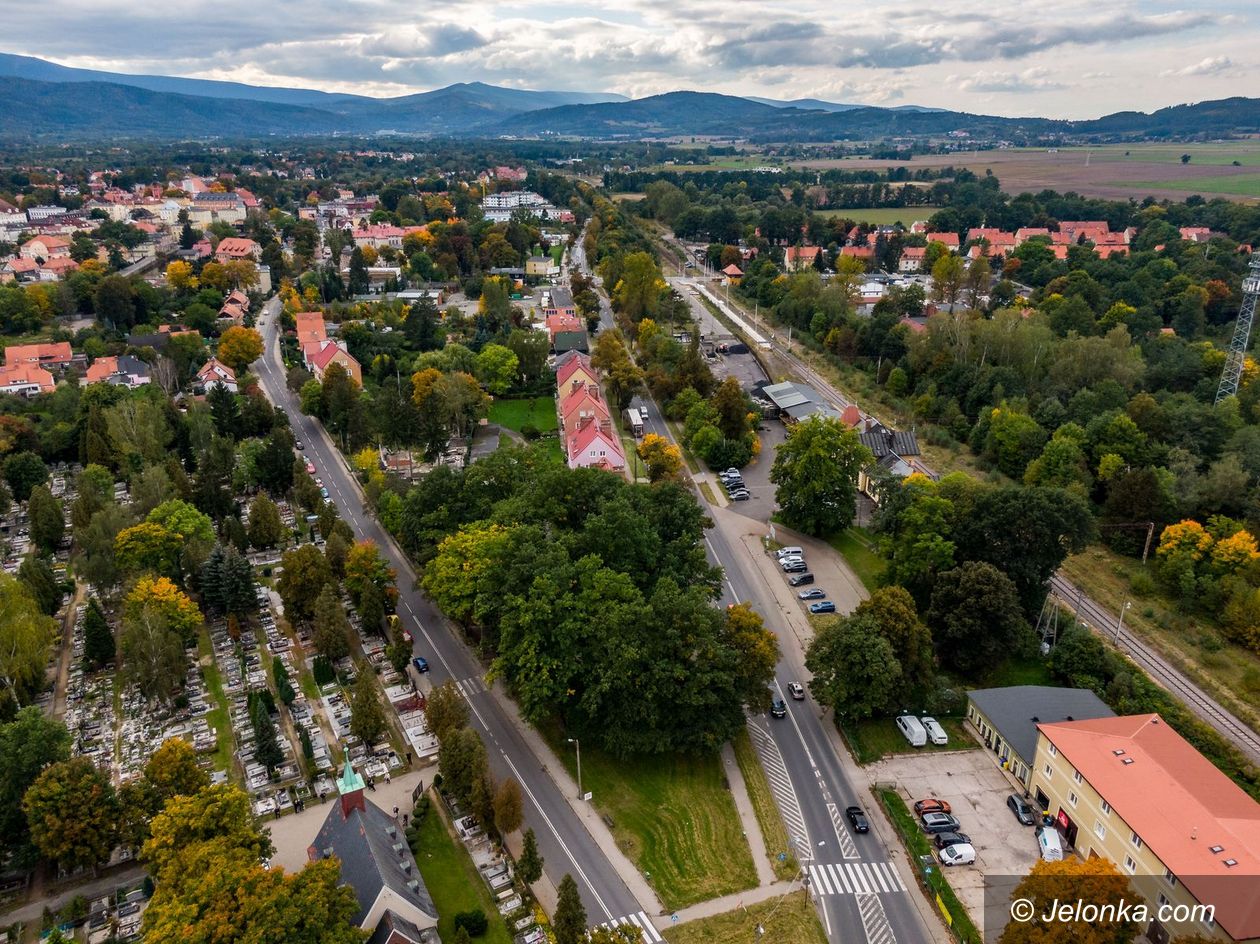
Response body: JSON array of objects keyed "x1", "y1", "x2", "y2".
[
  {"x1": 729, "y1": 490, "x2": 751, "y2": 501},
  {"x1": 723, "y1": 468, "x2": 741, "y2": 477},
  {"x1": 722, "y1": 478, "x2": 745, "y2": 491},
  {"x1": 939, "y1": 843, "x2": 977, "y2": 866},
  {"x1": 788, "y1": 682, "x2": 806, "y2": 700},
  {"x1": 914, "y1": 798, "x2": 952, "y2": 815},
  {"x1": 921, "y1": 717, "x2": 948, "y2": 746},
  {"x1": 809, "y1": 601, "x2": 836, "y2": 614},
  {"x1": 934, "y1": 831, "x2": 972, "y2": 850},
  {"x1": 779, "y1": 555, "x2": 805, "y2": 568},
  {"x1": 1008, "y1": 794, "x2": 1037, "y2": 826},
  {"x1": 320, "y1": 487, "x2": 330, "y2": 499},
  {"x1": 846, "y1": 806, "x2": 870, "y2": 833},
  {"x1": 781, "y1": 560, "x2": 808, "y2": 574},
  {"x1": 896, "y1": 715, "x2": 927, "y2": 747},
  {"x1": 769, "y1": 698, "x2": 787, "y2": 719},
  {"x1": 798, "y1": 588, "x2": 826, "y2": 600},
  {"x1": 305, "y1": 461, "x2": 315, "y2": 474},
  {"x1": 786, "y1": 572, "x2": 814, "y2": 587},
  {"x1": 775, "y1": 546, "x2": 804, "y2": 560},
  {"x1": 920, "y1": 812, "x2": 961, "y2": 834},
  {"x1": 412, "y1": 656, "x2": 430, "y2": 673}
]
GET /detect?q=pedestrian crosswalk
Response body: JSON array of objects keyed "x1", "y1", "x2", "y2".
[
  {"x1": 827, "y1": 802, "x2": 860, "y2": 859},
  {"x1": 598, "y1": 911, "x2": 663, "y2": 943},
  {"x1": 747, "y1": 721, "x2": 811, "y2": 859},
  {"x1": 806, "y1": 861, "x2": 907, "y2": 897},
  {"x1": 856, "y1": 890, "x2": 898, "y2": 944},
  {"x1": 456, "y1": 676, "x2": 486, "y2": 697}
]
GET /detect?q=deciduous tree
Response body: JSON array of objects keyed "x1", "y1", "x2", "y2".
[
  {"x1": 0, "y1": 708, "x2": 70, "y2": 865},
  {"x1": 216, "y1": 326, "x2": 263, "y2": 373},
  {"x1": 143, "y1": 738, "x2": 210, "y2": 802},
  {"x1": 0, "y1": 574, "x2": 58, "y2": 709},
  {"x1": 998, "y1": 857, "x2": 1138, "y2": 944},
  {"x1": 350, "y1": 666, "x2": 387, "y2": 746},
  {"x1": 246, "y1": 494, "x2": 285, "y2": 549},
  {"x1": 26, "y1": 485, "x2": 64, "y2": 555},
  {"x1": 23, "y1": 757, "x2": 119, "y2": 873},
  {"x1": 493, "y1": 777, "x2": 523, "y2": 835},
  {"x1": 424, "y1": 680, "x2": 470, "y2": 743},
  {"x1": 805, "y1": 614, "x2": 902, "y2": 722},
  {"x1": 927, "y1": 562, "x2": 1029, "y2": 675},
  {"x1": 277, "y1": 544, "x2": 333, "y2": 623},
  {"x1": 636, "y1": 433, "x2": 682, "y2": 482},
  {"x1": 770, "y1": 415, "x2": 872, "y2": 536}
]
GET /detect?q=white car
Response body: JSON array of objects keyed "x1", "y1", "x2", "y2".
[
  {"x1": 939, "y1": 843, "x2": 976, "y2": 866},
  {"x1": 921, "y1": 716, "x2": 948, "y2": 746}
]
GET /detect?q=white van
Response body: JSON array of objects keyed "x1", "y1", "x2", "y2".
[
  {"x1": 896, "y1": 715, "x2": 928, "y2": 747},
  {"x1": 1036, "y1": 826, "x2": 1063, "y2": 861},
  {"x1": 921, "y1": 717, "x2": 948, "y2": 746},
  {"x1": 776, "y1": 547, "x2": 804, "y2": 560}
]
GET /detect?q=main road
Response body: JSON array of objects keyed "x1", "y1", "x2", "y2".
[
  {"x1": 252, "y1": 298, "x2": 661, "y2": 939},
  {"x1": 572, "y1": 240, "x2": 935, "y2": 944}
]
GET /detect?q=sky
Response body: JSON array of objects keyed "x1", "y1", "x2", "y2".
[{"x1": 5, "y1": 0, "x2": 1255, "y2": 118}]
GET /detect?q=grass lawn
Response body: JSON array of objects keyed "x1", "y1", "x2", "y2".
[
  {"x1": 979, "y1": 655, "x2": 1055, "y2": 689},
  {"x1": 1114, "y1": 175, "x2": 1260, "y2": 198},
  {"x1": 488, "y1": 396, "x2": 558, "y2": 434},
  {"x1": 732, "y1": 729, "x2": 797, "y2": 881},
  {"x1": 842, "y1": 717, "x2": 972, "y2": 765},
  {"x1": 664, "y1": 891, "x2": 825, "y2": 944},
  {"x1": 877, "y1": 789, "x2": 981, "y2": 944},
  {"x1": 826, "y1": 527, "x2": 885, "y2": 592},
  {"x1": 546, "y1": 730, "x2": 757, "y2": 909},
  {"x1": 814, "y1": 206, "x2": 941, "y2": 224},
  {"x1": 413, "y1": 796, "x2": 514, "y2": 944},
  {"x1": 197, "y1": 629, "x2": 236, "y2": 774}
]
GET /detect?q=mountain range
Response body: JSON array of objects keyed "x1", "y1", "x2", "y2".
[{"x1": 2, "y1": 52, "x2": 1259, "y2": 142}]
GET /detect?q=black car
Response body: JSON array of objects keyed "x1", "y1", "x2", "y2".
[
  {"x1": 769, "y1": 698, "x2": 787, "y2": 719},
  {"x1": 787, "y1": 572, "x2": 814, "y2": 587},
  {"x1": 846, "y1": 806, "x2": 870, "y2": 833},
  {"x1": 934, "y1": 831, "x2": 972, "y2": 849},
  {"x1": 1007, "y1": 794, "x2": 1037, "y2": 826}
]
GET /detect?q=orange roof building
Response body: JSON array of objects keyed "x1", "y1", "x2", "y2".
[
  {"x1": 4, "y1": 341, "x2": 73, "y2": 368},
  {"x1": 0, "y1": 362, "x2": 56, "y2": 396}
]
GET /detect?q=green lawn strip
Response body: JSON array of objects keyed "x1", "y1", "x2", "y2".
[
  {"x1": 841, "y1": 717, "x2": 972, "y2": 765},
  {"x1": 826, "y1": 527, "x2": 885, "y2": 592},
  {"x1": 979, "y1": 655, "x2": 1055, "y2": 688},
  {"x1": 197, "y1": 629, "x2": 236, "y2": 774},
  {"x1": 813, "y1": 206, "x2": 941, "y2": 224},
  {"x1": 1110, "y1": 175, "x2": 1260, "y2": 197},
  {"x1": 698, "y1": 481, "x2": 718, "y2": 505},
  {"x1": 877, "y1": 789, "x2": 981, "y2": 944},
  {"x1": 732, "y1": 729, "x2": 798, "y2": 881},
  {"x1": 413, "y1": 796, "x2": 514, "y2": 944},
  {"x1": 488, "y1": 396, "x2": 558, "y2": 433},
  {"x1": 663, "y1": 891, "x2": 826, "y2": 944},
  {"x1": 542, "y1": 727, "x2": 757, "y2": 909}
]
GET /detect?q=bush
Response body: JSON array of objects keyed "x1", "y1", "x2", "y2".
[
  {"x1": 520, "y1": 423, "x2": 541, "y2": 441},
  {"x1": 313, "y1": 656, "x2": 335, "y2": 686},
  {"x1": 454, "y1": 909, "x2": 488, "y2": 937},
  {"x1": 1129, "y1": 571, "x2": 1155, "y2": 597}
]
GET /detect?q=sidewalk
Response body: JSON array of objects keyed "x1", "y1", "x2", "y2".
[
  {"x1": 2, "y1": 865, "x2": 145, "y2": 926},
  {"x1": 720, "y1": 742, "x2": 775, "y2": 887},
  {"x1": 663, "y1": 879, "x2": 800, "y2": 928}
]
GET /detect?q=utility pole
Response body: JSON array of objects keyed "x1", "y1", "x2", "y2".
[
  {"x1": 568, "y1": 737, "x2": 583, "y2": 800},
  {"x1": 1114, "y1": 600, "x2": 1131, "y2": 644}
]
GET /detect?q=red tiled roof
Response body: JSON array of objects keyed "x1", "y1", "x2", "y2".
[
  {"x1": 556, "y1": 351, "x2": 595, "y2": 388},
  {"x1": 4, "y1": 342, "x2": 72, "y2": 365}
]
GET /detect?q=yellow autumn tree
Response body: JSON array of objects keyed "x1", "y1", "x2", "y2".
[
  {"x1": 998, "y1": 856, "x2": 1138, "y2": 944},
  {"x1": 1211, "y1": 528, "x2": 1260, "y2": 577},
  {"x1": 165, "y1": 260, "x2": 198, "y2": 292},
  {"x1": 124, "y1": 575, "x2": 203, "y2": 644},
  {"x1": 636, "y1": 433, "x2": 682, "y2": 482}
]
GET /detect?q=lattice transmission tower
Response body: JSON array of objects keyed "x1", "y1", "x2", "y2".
[{"x1": 1217, "y1": 252, "x2": 1260, "y2": 403}]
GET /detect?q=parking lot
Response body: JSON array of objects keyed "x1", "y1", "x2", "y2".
[{"x1": 867, "y1": 740, "x2": 1041, "y2": 941}]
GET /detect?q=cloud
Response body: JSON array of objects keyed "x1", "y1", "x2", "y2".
[
  {"x1": 1160, "y1": 56, "x2": 1234, "y2": 78},
  {"x1": 949, "y1": 68, "x2": 1067, "y2": 94}
]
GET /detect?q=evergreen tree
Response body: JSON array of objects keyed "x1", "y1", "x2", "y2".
[
  {"x1": 83, "y1": 597, "x2": 115, "y2": 669},
  {"x1": 348, "y1": 247, "x2": 369, "y2": 296},
  {"x1": 27, "y1": 485, "x2": 64, "y2": 555},
  {"x1": 313, "y1": 585, "x2": 352, "y2": 661},
  {"x1": 249, "y1": 692, "x2": 283, "y2": 771},
  {"x1": 222, "y1": 549, "x2": 256, "y2": 619},
  {"x1": 17, "y1": 554, "x2": 60, "y2": 616},
  {"x1": 518, "y1": 827, "x2": 543, "y2": 884},
  {"x1": 349, "y1": 666, "x2": 387, "y2": 746},
  {"x1": 199, "y1": 545, "x2": 229, "y2": 614},
  {"x1": 553, "y1": 874, "x2": 587, "y2": 944},
  {"x1": 358, "y1": 581, "x2": 385, "y2": 635},
  {"x1": 207, "y1": 383, "x2": 240, "y2": 438}
]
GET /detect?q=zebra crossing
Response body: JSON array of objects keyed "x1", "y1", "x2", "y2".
[
  {"x1": 856, "y1": 891, "x2": 898, "y2": 944},
  {"x1": 455, "y1": 676, "x2": 486, "y2": 697},
  {"x1": 806, "y1": 861, "x2": 907, "y2": 897},
  {"x1": 747, "y1": 721, "x2": 810, "y2": 859},
  {"x1": 598, "y1": 911, "x2": 663, "y2": 943},
  {"x1": 827, "y1": 802, "x2": 860, "y2": 858}
]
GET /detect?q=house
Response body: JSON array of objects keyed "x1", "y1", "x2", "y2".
[
  {"x1": 295, "y1": 311, "x2": 329, "y2": 357},
  {"x1": 352, "y1": 225, "x2": 406, "y2": 249},
  {"x1": 196, "y1": 357, "x2": 237, "y2": 393},
  {"x1": 721, "y1": 263, "x2": 744, "y2": 282},
  {"x1": 542, "y1": 288, "x2": 576, "y2": 318},
  {"x1": 82, "y1": 354, "x2": 152, "y2": 388},
  {"x1": 898, "y1": 247, "x2": 927, "y2": 272},
  {"x1": 0, "y1": 362, "x2": 56, "y2": 397},
  {"x1": 839, "y1": 246, "x2": 873, "y2": 262},
  {"x1": 566, "y1": 416, "x2": 626, "y2": 472},
  {"x1": 545, "y1": 313, "x2": 585, "y2": 346},
  {"x1": 553, "y1": 330, "x2": 588, "y2": 355},
  {"x1": 1029, "y1": 715, "x2": 1260, "y2": 944},
  {"x1": 4, "y1": 342, "x2": 75, "y2": 370},
  {"x1": 308, "y1": 760, "x2": 438, "y2": 944},
  {"x1": 1015, "y1": 227, "x2": 1051, "y2": 244},
  {"x1": 220, "y1": 289, "x2": 251, "y2": 324},
  {"x1": 1, "y1": 257, "x2": 39, "y2": 283},
  {"x1": 857, "y1": 422, "x2": 933, "y2": 501},
  {"x1": 307, "y1": 339, "x2": 362, "y2": 386},
  {"x1": 926, "y1": 232, "x2": 960, "y2": 251},
  {"x1": 559, "y1": 382, "x2": 609, "y2": 432},
  {"x1": 965, "y1": 686, "x2": 1113, "y2": 788},
  {"x1": 554, "y1": 352, "x2": 597, "y2": 400},
  {"x1": 783, "y1": 246, "x2": 821, "y2": 272},
  {"x1": 213, "y1": 237, "x2": 260, "y2": 262},
  {"x1": 526, "y1": 255, "x2": 559, "y2": 278},
  {"x1": 1181, "y1": 227, "x2": 1215, "y2": 244},
  {"x1": 19, "y1": 236, "x2": 71, "y2": 261},
  {"x1": 40, "y1": 257, "x2": 79, "y2": 279}
]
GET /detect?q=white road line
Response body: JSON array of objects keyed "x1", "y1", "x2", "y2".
[
  {"x1": 831, "y1": 863, "x2": 852, "y2": 895},
  {"x1": 811, "y1": 865, "x2": 832, "y2": 895}
]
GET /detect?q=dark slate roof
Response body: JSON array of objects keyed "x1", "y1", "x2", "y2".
[
  {"x1": 126, "y1": 332, "x2": 169, "y2": 351},
  {"x1": 859, "y1": 423, "x2": 919, "y2": 458},
  {"x1": 553, "y1": 331, "x2": 588, "y2": 353},
  {"x1": 367, "y1": 910, "x2": 432, "y2": 944},
  {"x1": 310, "y1": 799, "x2": 437, "y2": 927},
  {"x1": 548, "y1": 288, "x2": 574, "y2": 308},
  {"x1": 967, "y1": 686, "x2": 1114, "y2": 764}
]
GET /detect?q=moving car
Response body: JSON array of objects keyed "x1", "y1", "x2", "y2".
[
  {"x1": 786, "y1": 572, "x2": 814, "y2": 587},
  {"x1": 934, "y1": 831, "x2": 972, "y2": 850},
  {"x1": 845, "y1": 806, "x2": 870, "y2": 833},
  {"x1": 914, "y1": 798, "x2": 952, "y2": 815},
  {"x1": 1008, "y1": 794, "x2": 1037, "y2": 826},
  {"x1": 788, "y1": 682, "x2": 806, "y2": 700},
  {"x1": 769, "y1": 698, "x2": 787, "y2": 719},
  {"x1": 939, "y1": 843, "x2": 977, "y2": 866},
  {"x1": 809, "y1": 601, "x2": 836, "y2": 614},
  {"x1": 920, "y1": 812, "x2": 961, "y2": 834},
  {"x1": 798, "y1": 588, "x2": 826, "y2": 600},
  {"x1": 294, "y1": 440, "x2": 304, "y2": 450},
  {"x1": 412, "y1": 656, "x2": 430, "y2": 673}
]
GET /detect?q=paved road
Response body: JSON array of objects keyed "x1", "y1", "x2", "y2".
[{"x1": 252, "y1": 299, "x2": 648, "y2": 929}]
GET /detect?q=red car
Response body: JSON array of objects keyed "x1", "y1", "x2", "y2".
[{"x1": 913, "y1": 798, "x2": 952, "y2": 816}]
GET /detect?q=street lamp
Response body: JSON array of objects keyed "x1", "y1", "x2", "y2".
[
  {"x1": 1114, "y1": 600, "x2": 1132, "y2": 644},
  {"x1": 567, "y1": 737, "x2": 583, "y2": 801}
]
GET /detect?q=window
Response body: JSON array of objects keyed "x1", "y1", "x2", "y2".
[
  {"x1": 1073, "y1": 770, "x2": 1083, "y2": 784},
  {"x1": 1095, "y1": 821, "x2": 1106, "y2": 841},
  {"x1": 1131, "y1": 832, "x2": 1143, "y2": 850},
  {"x1": 1044, "y1": 763, "x2": 1053, "y2": 777},
  {"x1": 1124, "y1": 856, "x2": 1136, "y2": 874},
  {"x1": 1158, "y1": 894, "x2": 1170, "y2": 908},
  {"x1": 1048, "y1": 744, "x2": 1057, "y2": 757},
  {"x1": 1101, "y1": 800, "x2": 1112, "y2": 815},
  {"x1": 1069, "y1": 792, "x2": 1079, "y2": 807},
  {"x1": 1164, "y1": 869, "x2": 1177, "y2": 887}
]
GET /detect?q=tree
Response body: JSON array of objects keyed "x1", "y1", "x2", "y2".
[
  {"x1": 344, "y1": 539, "x2": 395, "y2": 608},
  {"x1": 0, "y1": 707, "x2": 71, "y2": 865},
  {"x1": 611, "y1": 251, "x2": 662, "y2": 322},
  {"x1": 312, "y1": 585, "x2": 352, "y2": 661},
  {"x1": 119, "y1": 602, "x2": 189, "y2": 704},
  {"x1": 590, "y1": 331, "x2": 644, "y2": 412},
  {"x1": 246, "y1": 494, "x2": 285, "y2": 549},
  {"x1": 854, "y1": 586, "x2": 935, "y2": 698},
  {"x1": 930, "y1": 253, "x2": 965, "y2": 310},
  {"x1": 438, "y1": 727, "x2": 488, "y2": 807},
  {"x1": 637, "y1": 433, "x2": 682, "y2": 482},
  {"x1": 142, "y1": 784, "x2": 273, "y2": 882},
  {"x1": 26, "y1": 485, "x2": 64, "y2": 555},
  {"x1": 770, "y1": 415, "x2": 872, "y2": 535},
  {"x1": 424, "y1": 680, "x2": 470, "y2": 743},
  {"x1": 83, "y1": 597, "x2": 114, "y2": 668},
  {"x1": 93, "y1": 274, "x2": 135, "y2": 329},
  {"x1": 4, "y1": 451, "x2": 47, "y2": 502},
  {"x1": 143, "y1": 737, "x2": 209, "y2": 802},
  {"x1": 517, "y1": 827, "x2": 543, "y2": 884},
  {"x1": 165, "y1": 260, "x2": 197, "y2": 292},
  {"x1": 553, "y1": 874, "x2": 588, "y2": 944},
  {"x1": 18, "y1": 554, "x2": 61, "y2": 616},
  {"x1": 474, "y1": 343, "x2": 520, "y2": 396},
  {"x1": 114, "y1": 522, "x2": 182, "y2": 579},
  {"x1": 998, "y1": 857, "x2": 1139, "y2": 944},
  {"x1": 207, "y1": 382, "x2": 240, "y2": 438},
  {"x1": 805, "y1": 614, "x2": 902, "y2": 722},
  {"x1": 927, "y1": 562, "x2": 1029, "y2": 675},
  {"x1": 0, "y1": 573, "x2": 58, "y2": 709},
  {"x1": 250, "y1": 692, "x2": 283, "y2": 771},
  {"x1": 347, "y1": 246, "x2": 369, "y2": 295},
  {"x1": 23, "y1": 757, "x2": 119, "y2": 872},
  {"x1": 278, "y1": 544, "x2": 333, "y2": 623},
  {"x1": 350, "y1": 666, "x2": 387, "y2": 745},
  {"x1": 124, "y1": 576, "x2": 202, "y2": 644},
  {"x1": 147, "y1": 499, "x2": 215, "y2": 578},
  {"x1": 723, "y1": 603, "x2": 780, "y2": 713},
  {"x1": 493, "y1": 777, "x2": 524, "y2": 835},
  {"x1": 216, "y1": 326, "x2": 263, "y2": 373}
]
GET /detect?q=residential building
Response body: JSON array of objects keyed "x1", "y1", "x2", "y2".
[
  {"x1": 899, "y1": 247, "x2": 926, "y2": 272},
  {"x1": 220, "y1": 288, "x2": 251, "y2": 323},
  {"x1": 25, "y1": 205, "x2": 67, "y2": 221},
  {"x1": 558, "y1": 382, "x2": 609, "y2": 432},
  {"x1": 82, "y1": 354, "x2": 152, "y2": 388},
  {"x1": 857, "y1": 422, "x2": 935, "y2": 501},
  {"x1": 352, "y1": 224, "x2": 406, "y2": 249},
  {"x1": 308, "y1": 760, "x2": 438, "y2": 944},
  {"x1": 545, "y1": 313, "x2": 585, "y2": 349},
  {"x1": 0, "y1": 362, "x2": 56, "y2": 397},
  {"x1": 566, "y1": 416, "x2": 625, "y2": 472},
  {"x1": 526, "y1": 255, "x2": 559, "y2": 278},
  {"x1": 966, "y1": 686, "x2": 1114, "y2": 787},
  {"x1": 196, "y1": 357, "x2": 238, "y2": 393},
  {"x1": 927, "y1": 232, "x2": 960, "y2": 251},
  {"x1": 784, "y1": 245, "x2": 822, "y2": 272},
  {"x1": 1181, "y1": 227, "x2": 1215, "y2": 244},
  {"x1": 295, "y1": 311, "x2": 329, "y2": 357},
  {"x1": 4, "y1": 342, "x2": 75, "y2": 370},
  {"x1": 542, "y1": 288, "x2": 576, "y2": 318},
  {"x1": 306, "y1": 339, "x2": 362, "y2": 386},
  {"x1": 1029, "y1": 714, "x2": 1260, "y2": 944},
  {"x1": 214, "y1": 237, "x2": 261, "y2": 262},
  {"x1": 19, "y1": 236, "x2": 71, "y2": 261}
]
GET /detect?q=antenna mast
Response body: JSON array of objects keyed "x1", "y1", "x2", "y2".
[{"x1": 1216, "y1": 252, "x2": 1260, "y2": 404}]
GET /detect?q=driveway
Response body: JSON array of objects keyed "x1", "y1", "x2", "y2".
[{"x1": 865, "y1": 743, "x2": 1040, "y2": 942}]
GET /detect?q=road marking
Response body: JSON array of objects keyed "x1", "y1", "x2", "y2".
[
  {"x1": 747, "y1": 721, "x2": 811, "y2": 860},
  {"x1": 456, "y1": 676, "x2": 486, "y2": 696},
  {"x1": 806, "y1": 863, "x2": 906, "y2": 898},
  {"x1": 856, "y1": 890, "x2": 898, "y2": 944},
  {"x1": 600, "y1": 911, "x2": 663, "y2": 943},
  {"x1": 827, "y1": 803, "x2": 861, "y2": 859}
]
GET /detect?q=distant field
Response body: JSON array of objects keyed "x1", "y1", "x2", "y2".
[
  {"x1": 1117, "y1": 174, "x2": 1260, "y2": 198},
  {"x1": 648, "y1": 157, "x2": 786, "y2": 172},
  {"x1": 814, "y1": 206, "x2": 940, "y2": 224}
]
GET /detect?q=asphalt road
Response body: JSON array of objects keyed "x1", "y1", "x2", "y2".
[{"x1": 252, "y1": 298, "x2": 646, "y2": 928}]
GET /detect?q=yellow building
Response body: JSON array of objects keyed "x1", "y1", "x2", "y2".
[{"x1": 1029, "y1": 714, "x2": 1260, "y2": 944}]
